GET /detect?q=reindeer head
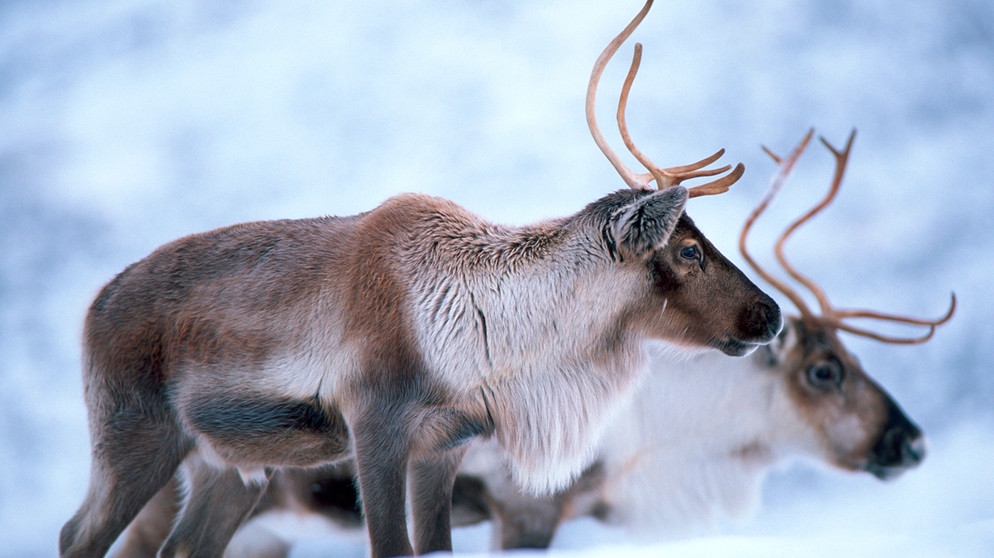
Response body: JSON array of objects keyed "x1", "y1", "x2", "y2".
[
  {"x1": 744, "y1": 130, "x2": 955, "y2": 479},
  {"x1": 586, "y1": 0, "x2": 781, "y2": 356}
]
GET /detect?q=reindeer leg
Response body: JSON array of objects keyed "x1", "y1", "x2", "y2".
[
  {"x1": 158, "y1": 455, "x2": 272, "y2": 558},
  {"x1": 351, "y1": 404, "x2": 414, "y2": 558},
  {"x1": 492, "y1": 490, "x2": 564, "y2": 550},
  {"x1": 108, "y1": 476, "x2": 181, "y2": 558},
  {"x1": 60, "y1": 405, "x2": 190, "y2": 558},
  {"x1": 409, "y1": 447, "x2": 468, "y2": 554}
]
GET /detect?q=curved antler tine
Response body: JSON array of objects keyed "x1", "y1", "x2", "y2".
[
  {"x1": 616, "y1": 42, "x2": 666, "y2": 189},
  {"x1": 739, "y1": 129, "x2": 815, "y2": 319},
  {"x1": 835, "y1": 292, "x2": 957, "y2": 327},
  {"x1": 665, "y1": 148, "x2": 726, "y2": 174},
  {"x1": 821, "y1": 129, "x2": 857, "y2": 161},
  {"x1": 831, "y1": 320, "x2": 939, "y2": 345},
  {"x1": 587, "y1": 0, "x2": 656, "y2": 190},
  {"x1": 614, "y1": 42, "x2": 740, "y2": 194},
  {"x1": 687, "y1": 162, "x2": 745, "y2": 198},
  {"x1": 673, "y1": 164, "x2": 733, "y2": 181},
  {"x1": 761, "y1": 145, "x2": 783, "y2": 164},
  {"x1": 591, "y1": 0, "x2": 741, "y2": 196},
  {"x1": 663, "y1": 149, "x2": 741, "y2": 192},
  {"x1": 616, "y1": 46, "x2": 742, "y2": 195},
  {"x1": 613, "y1": 41, "x2": 741, "y2": 195},
  {"x1": 614, "y1": 41, "x2": 741, "y2": 194},
  {"x1": 774, "y1": 129, "x2": 856, "y2": 316}
]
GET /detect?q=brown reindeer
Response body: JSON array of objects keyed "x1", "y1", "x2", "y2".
[
  {"x1": 184, "y1": 130, "x2": 955, "y2": 555},
  {"x1": 59, "y1": 1, "x2": 780, "y2": 556}
]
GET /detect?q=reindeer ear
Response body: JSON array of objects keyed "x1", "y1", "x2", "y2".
[{"x1": 613, "y1": 186, "x2": 688, "y2": 258}]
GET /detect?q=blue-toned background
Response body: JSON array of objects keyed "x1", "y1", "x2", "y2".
[{"x1": 2, "y1": 1, "x2": 991, "y2": 555}]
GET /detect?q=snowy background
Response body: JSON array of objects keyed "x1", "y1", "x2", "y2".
[{"x1": 2, "y1": 0, "x2": 992, "y2": 556}]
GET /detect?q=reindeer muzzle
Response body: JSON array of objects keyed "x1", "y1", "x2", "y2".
[{"x1": 864, "y1": 405, "x2": 927, "y2": 480}]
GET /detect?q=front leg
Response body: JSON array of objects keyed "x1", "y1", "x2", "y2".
[
  {"x1": 352, "y1": 408, "x2": 414, "y2": 558},
  {"x1": 409, "y1": 447, "x2": 468, "y2": 554}
]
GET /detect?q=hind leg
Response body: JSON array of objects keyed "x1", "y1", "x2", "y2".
[
  {"x1": 158, "y1": 455, "x2": 272, "y2": 558},
  {"x1": 109, "y1": 476, "x2": 181, "y2": 558},
  {"x1": 60, "y1": 412, "x2": 190, "y2": 558}
]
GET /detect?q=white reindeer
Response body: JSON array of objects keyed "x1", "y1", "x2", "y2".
[
  {"x1": 454, "y1": 129, "x2": 957, "y2": 547},
  {"x1": 60, "y1": 1, "x2": 782, "y2": 557}
]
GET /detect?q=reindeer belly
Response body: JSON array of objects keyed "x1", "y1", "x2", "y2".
[{"x1": 182, "y1": 392, "x2": 352, "y2": 469}]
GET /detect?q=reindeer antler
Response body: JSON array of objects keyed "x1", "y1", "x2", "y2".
[
  {"x1": 586, "y1": 0, "x2": 744, "y2": 197},
  {"x1": 742, "y1": 129, "x2": 956, "y2": 345},
  {"x1": 740, "y1": 129, "x2": 816, "y2": 321}
]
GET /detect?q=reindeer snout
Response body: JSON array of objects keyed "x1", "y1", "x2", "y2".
[
  {"x1": 737, "y1": 296, "x2": 782, "y2": 344},
  {"x1": 876, "y1": 421, "x2": 926, "y2": 468},
  {"x1": 866, "y1": 403, "x2": 926, "y2": 480}
]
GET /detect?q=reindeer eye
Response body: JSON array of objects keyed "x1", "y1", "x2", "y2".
[
  {"x1": 680, "y1": 246, "x2": 698, "y2": 261},
  {"x1": 806, "y1": 359, "x2": 843, "y2": 389}
]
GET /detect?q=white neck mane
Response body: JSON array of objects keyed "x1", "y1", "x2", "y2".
[
  {"x1": 596, "y1": 341, "x2": 817, "y2": 536},
  {"x1": 484, "y1": 342, "x2": 647, "y2": 495},
  {"x1": 407, "y1": 215, "x2": 655, "y2": 495}
]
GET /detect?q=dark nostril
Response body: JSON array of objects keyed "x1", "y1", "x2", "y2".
[
  {"x1": 879, "y1": 427, "x2": 926, "y2": 468},
  {"x1": 739, "y1": 297, "x2": 782, "y2": 342},
  {"x1": 902, "y1": 434, "x2": 927, "y2": 465},
  {"x1": 871, "y1": 401, "x2": 926, "y2": 470}
]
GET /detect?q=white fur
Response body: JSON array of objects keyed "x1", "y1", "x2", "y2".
[
  {"x1": 594, "y1": 337, "x2": 822, "y2": 537},
  {"x1": 410, "y1": 221, "x2": 657, "y2": 494}
]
